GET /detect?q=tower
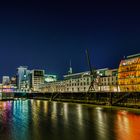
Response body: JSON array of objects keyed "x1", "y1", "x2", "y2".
[
  {"x1": 17, "y1": 66, "x2": 30, "y2": 91},
  {"x1": 68, "y1": 60, "x2": 73, "y2": 74}
]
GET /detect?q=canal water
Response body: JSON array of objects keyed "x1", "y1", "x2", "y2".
[{"x1": 0, "y1": 100, "x2": 140, "y2": 140}]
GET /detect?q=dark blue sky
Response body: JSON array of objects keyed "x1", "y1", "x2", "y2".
[{"x1": 0, "y1": 0, "x2": 140, "y2": 78}]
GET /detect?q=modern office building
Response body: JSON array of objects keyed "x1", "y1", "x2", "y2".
[
  {"x1": 2, "y1": 76, "x2": 10, "y2": 85},
  {"x1": 118, "y1": 53, "x2": 140, "y2": 92},
  {"x1": 17, "y1": 66, "x2": 30, "y2": 91},
  {"x1": 31, "y1": 70, "x2": 45, "y2": 91}
]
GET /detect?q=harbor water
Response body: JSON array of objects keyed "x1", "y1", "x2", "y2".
[{"x1": 0, "y1": 99, "x2": 140, "y2": 140}]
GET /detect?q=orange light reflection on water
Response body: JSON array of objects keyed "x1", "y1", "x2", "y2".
[{"x1": 116, "y1": 110, "x2": 140, "y2": 140}]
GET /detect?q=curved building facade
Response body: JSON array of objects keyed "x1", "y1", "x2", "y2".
[{"x1": 118, "y1": 54, "x2": 140, "y2": 92}]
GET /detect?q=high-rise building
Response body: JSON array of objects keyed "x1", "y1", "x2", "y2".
[
  {"x1": 17, "y1": 66, "x2": 30, "y2": 91},
  {"x1": 2, "y1": 76, "x2": 10, "y2": 85},
  {"x1": 31, "y1": 69, "x2": 45, "y2": 91}
]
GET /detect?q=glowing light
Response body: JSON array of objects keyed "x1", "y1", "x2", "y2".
[
  {"x1": 77, "y1": 104, "x2": 83, "y2": 126},
  {"x1": 63, "y1": 103, "x2": 68, "y2": 122}
]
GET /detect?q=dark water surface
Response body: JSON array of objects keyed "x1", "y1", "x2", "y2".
[{"x1": 0, "y1": 99, "x2": 140, "y2": 140}]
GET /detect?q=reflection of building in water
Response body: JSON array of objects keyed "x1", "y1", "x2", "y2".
[
  {"x1": 51, "y1": 102, "x2": 57, "y2": 125},
  {"x1": 63, "y1": 103, "x2": 68, "y2": 122},
  {"x1": 95, "y1": 107, "x2": 108, "y2": 140},
  {"x1": 118, "y1": 53, "x2": 140, "y2": 92},
  {"x1": 116, "y1": 111, "x2": 140, "y2": 140},
  {"x1": 77, "y1": 105, "x2": 83, "y2": 126},
  {"x1": 43, "y1": 101, "x2": 48, "y2": 114}
]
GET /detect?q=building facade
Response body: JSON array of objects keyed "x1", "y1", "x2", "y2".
[
  {"x1": 31, "y1": 70, "x2": 45, "y2": 92},
  {"x1": 17, "y1": 66, "x2": 30, "y2": 91},
  {"x1": 39, "y1": 68, "x2": 118, "y2": 93},
  {"x1": 63, "y1": 71, "x2": 91, "y2": 92},
  {"x1": 63, "y1": 68, "x2": 118, "y2": 93},
  {"x1": 99, "y1": 69, "x2": 118, "y2": 92},
  {"x1": 118, "y1": 53, "x2": 140, "y2": 92},
  {"x1": 2, "y1": 76, "x2": 10, "y2": 85},
  {"x1": 39, "y1": 80, "x2": 66, "y2": 93}
]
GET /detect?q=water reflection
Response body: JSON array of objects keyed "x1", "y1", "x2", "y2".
[
  {"x1": 0, "y1": 100, "x2": 140, "y2": 140},
  {"x1": 95, "y1": 107, "x2": 109, "y2": 140},
  {"x1": 43, "y1": 101, "x2": 48, "y2": 114},
  {"x1": 63, "y1": 103, "x2": 68, "y2": 123},
  {"x1": 77, "y1": 104, "x2": 83, "y2": 126},
  {"x1": 116, "y1": 110, "x2": 140, "y2": 140},
  {"x1": 51, "y1": 101, "x2": 57, "y2": 122}
]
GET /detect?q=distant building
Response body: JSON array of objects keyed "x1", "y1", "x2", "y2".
[
  {"x1": 39, "y1": 80, "x2": 65, "y2": 93},
  {"x1": 17, "y1": 66, "x2": 30, "y2": 91},
  {"x1": 64, "y1": 68, "x2": 118, "y2": 92},
  {"x1": 2, "y1": 76, "x2": 10, "y2": 85},
  {"x1": 31, "y1": 70, "x2": 45, "y2": 91},
  {"x1": 39, "y1": 68, "x2": 118, "y2": 93},
  {"x1": 10, "y1": 76, "x2": 17, "y2": 85},
  {"x1": 64, "y1": 71, "x2": 91, "y2": 92}
]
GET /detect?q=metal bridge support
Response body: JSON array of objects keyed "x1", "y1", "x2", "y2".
[{"x1": 50, "y1": 92, "x2": 60, "y2": 101}]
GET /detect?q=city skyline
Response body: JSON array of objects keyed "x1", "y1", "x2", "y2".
[
  {"x1": 0, "y1": 1, "x2": 140, "y2": 78},
  {"x1": 0, "y1": 53, "x2": 139, "y2": 93}
]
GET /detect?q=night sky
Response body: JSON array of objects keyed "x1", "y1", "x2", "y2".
[{"x1": 0, "y1": 0, "x2": 140, "y2": 79}]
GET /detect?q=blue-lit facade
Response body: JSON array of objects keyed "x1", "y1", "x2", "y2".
[{"x1": 17, "y1": 66, "x2": 30, "y2": 91}]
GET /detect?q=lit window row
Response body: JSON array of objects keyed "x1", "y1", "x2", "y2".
[
  {"x1": 118, "y1": 71, "x2": 140, "y2": 78},
  {"x1": 118, "y1": 78, "x2": 140, "y2": 85},
  {"x1": 118, "y1": 64, "x2": 140, "y2": 72},
  {"x1": 119, "y1": 84, "x2": 140, "y2": 92}
]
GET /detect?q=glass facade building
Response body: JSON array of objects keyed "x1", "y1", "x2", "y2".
[
  {"x1": 17, "y1": 66, "x2": 30, "y2": 91},
  {"x1": 118, "y1": 54, "x2": 140, "y2": 92}
]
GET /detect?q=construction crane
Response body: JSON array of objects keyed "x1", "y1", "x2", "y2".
[{"x1": 85, "y1": 49, "x2": 98, "y2": 92}]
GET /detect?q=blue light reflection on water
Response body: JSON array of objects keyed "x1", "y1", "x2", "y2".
[{"x1": 0, "y1": 100, "x2": 140, "y2": 140}]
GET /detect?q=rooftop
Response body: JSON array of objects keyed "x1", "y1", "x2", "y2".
[{"x1": 127, "y1": 53, "x2": 140, "y2": 59}]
